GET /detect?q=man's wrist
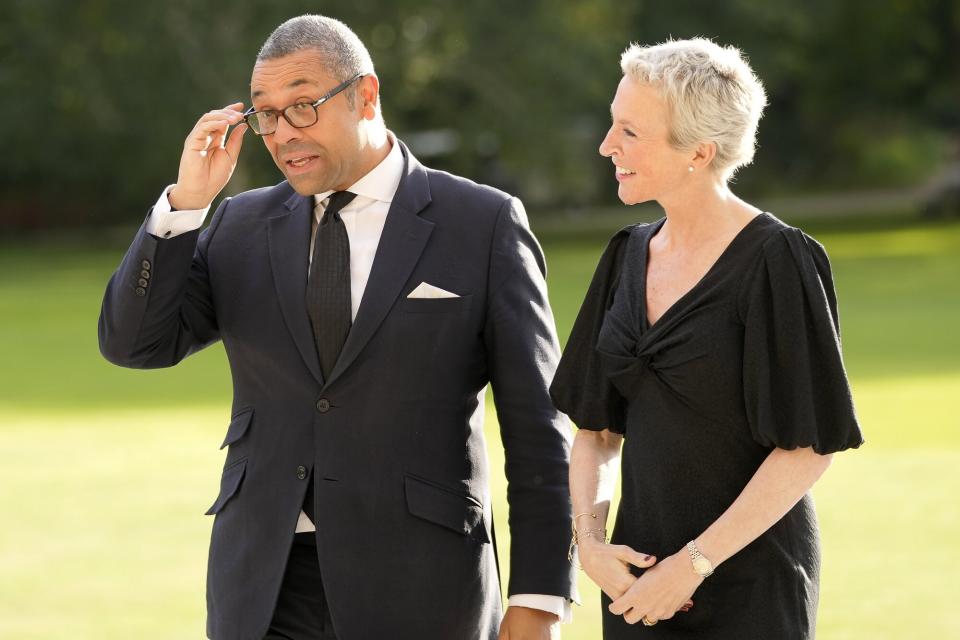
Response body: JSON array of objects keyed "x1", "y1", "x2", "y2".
[
  {"x1": 507, "y1": 594, "x2": 570, "y2": 623},
  {"x1": 168, "y1": 186, "x2": 209, "y2": 211},
  {"x1": 508, "y1": 605, "x2": 561, "y2": 620},
  {"x1": 146, "y1": 185, "x2": 210, "y2": 238}
]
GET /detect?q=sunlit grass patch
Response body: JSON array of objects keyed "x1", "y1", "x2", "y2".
[{"x1": 1, "y1": 216, "x2": 957, "y2": 638}]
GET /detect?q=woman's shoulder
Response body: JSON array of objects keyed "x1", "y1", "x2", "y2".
[
  {"x1": 603, "y1": 220, "x2": 660, "y2": 259},
  {"x1": 579, "y1": 221, "x2": 659, "y2": 304},
  {"x1": 610, "y1": 219, "x2": 658, "y2": 244},
  {"x1": 737, "y1": 213, "x2": 837, "y2": 312},
  {"x1": 751, "y1": 214, "x2": 831, "y2": 268}
]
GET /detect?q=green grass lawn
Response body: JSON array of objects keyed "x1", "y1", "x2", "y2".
[{"x1": 1, "y1": 214, "x2": 958, "y2": 639}]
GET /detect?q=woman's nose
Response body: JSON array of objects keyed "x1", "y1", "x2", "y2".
[{"x1": 599, "y1": 129, "x2": 616, "y2": 158}]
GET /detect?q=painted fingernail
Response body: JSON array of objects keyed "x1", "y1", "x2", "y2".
[{"x1": 645, "y1": 555, "x2": 653, "y2": 561}]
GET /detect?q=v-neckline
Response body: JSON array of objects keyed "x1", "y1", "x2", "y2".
[{"x1": 640, "y1": 213, "x2": 769, "y2": 331}]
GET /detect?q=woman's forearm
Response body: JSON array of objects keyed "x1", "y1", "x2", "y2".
[
  {"x1": 570, "y1": 429, "x2": 623, "y2": 534},
  {"x1": 571, "y1": 429, "x2": 659, "y2": 599},
  {"x1": 695, "y1": 447, "x2": 833, "y2": 567}
]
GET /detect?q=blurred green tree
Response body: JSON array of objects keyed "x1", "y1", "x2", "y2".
[{"x1": 0, "y1": 0, "x2": 956, "y2": 230}]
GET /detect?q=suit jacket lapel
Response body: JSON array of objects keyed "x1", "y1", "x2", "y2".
[
  {"x1": 324, "y1": 142, "x2": 434, "y2": 388},
  {"x1": 268, "y1": 190, "x2": 325, "y2": 386}
]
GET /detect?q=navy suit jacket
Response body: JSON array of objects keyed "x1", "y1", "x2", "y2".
[{"x1": 99, "y1": 142, "x2": 576, "y2": 640}]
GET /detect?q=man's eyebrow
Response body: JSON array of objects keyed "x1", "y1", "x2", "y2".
[{"x1": 251, "y1": 78, "x2": 321, "y2": 100}]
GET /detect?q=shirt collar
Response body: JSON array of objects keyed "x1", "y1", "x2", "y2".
[{"x1": 313, "y1": 132, "x2": 403, "y2": 209}]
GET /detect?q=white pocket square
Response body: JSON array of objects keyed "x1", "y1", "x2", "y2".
[{"x1": 407, "y1": 282, "x2": 460, "y2": 299}]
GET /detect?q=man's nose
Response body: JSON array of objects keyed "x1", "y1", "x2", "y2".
[{"x1": 273, "y1": 114, "x2": 304, "y2": 144}]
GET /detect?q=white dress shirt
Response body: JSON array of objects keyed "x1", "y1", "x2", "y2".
[{"x1": 145, "y1": 135, "x2": 570, "y2": 621}]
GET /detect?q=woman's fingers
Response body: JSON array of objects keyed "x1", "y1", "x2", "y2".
[
  {"x1": 615, "y1": 545, "x2": 656, "y2": 569},
  {"x1": 582, "y1": 543, "x2": 640, "y2": 600},
  {"x1": 623, "y1": 608, "x2": 649, "y2": 625},
  {"x1": 608, "y1": 590, "x2": 634, "y2": 616},
  {"x1": 599, "y1": 573, "x2": 636, "y2": 601},
  {"x1": 611, "y1": 592, "x2": 695, "y2": 623}
]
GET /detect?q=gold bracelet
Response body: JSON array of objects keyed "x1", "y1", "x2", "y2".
[
  {"x1": 573, "y1": 512, "x2": 599, "y2": 526},
  {"x1": 568, "y1": 525, "x2": 609, "y2": 568},
  {"x1": 567, "y1": 536, "x2": 581, "y2": 568},
  {"x1": 571, "y1": 513, "x2": 601, "y2": 542},
  {"x1": 576, "y1": 528, "x2": 608, "y2": 541}
]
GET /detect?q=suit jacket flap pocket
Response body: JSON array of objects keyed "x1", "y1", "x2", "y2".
[
  {"x1": 205, "y1": 458, "x2": 247, "y2": 515},
  {"x1": 404, "y1": 474, "x2": 488, "y2": 543},
  {"x1": 220, "y1": 408, "x2": 254, "y2": 449}
]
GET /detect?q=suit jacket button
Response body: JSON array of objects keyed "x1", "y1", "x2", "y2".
[
  {"x1": 135, "y1": 287, "x2": 146, "y2": 297},
  {"x1": 141, "y1": 260, "x2": 151, "y2": 270},
  {"x1": 140, "y1": 270, "x2": 151, "y2": 279},
  {"x1": 138, "y1": 278, "x2": 149, "y2": 287},
  {"x1": 296, "y1": 465, "x2": 307, "y2": 480},
  {"x1": 316, "y1": 398, "x2": 330, "y2": 413}
]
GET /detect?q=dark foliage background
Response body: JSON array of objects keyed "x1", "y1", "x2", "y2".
[{"x1": 1, "y1": 0, "x2": 957, "y2": 230}]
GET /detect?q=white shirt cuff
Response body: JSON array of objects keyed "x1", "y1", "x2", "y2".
[
  {"x1": 145, "y1": 185, "x2": 209, "y2": 238},
  {"x1": 507, "y1": 594, "x2": 573, "y2": 624}
]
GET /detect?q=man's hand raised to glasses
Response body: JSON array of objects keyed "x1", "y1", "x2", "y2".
[{"x1": 168, "y1": 102, "x2": 248, "y2": 211}]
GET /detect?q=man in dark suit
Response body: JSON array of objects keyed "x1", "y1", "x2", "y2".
[{"x1": 99, "y1": 14, "x2": 575, "y2": 640}]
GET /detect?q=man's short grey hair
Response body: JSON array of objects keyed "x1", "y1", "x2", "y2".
[
  {"x1": 258, "y1": 15, "x2": 376, "y2": 108},
  {"x1": 620, "y1": 38, "x2": 767, "y2": 181}
]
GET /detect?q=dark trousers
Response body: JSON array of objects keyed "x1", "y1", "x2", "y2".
[{"x1": 264, "y1": 532, "x2": 338, "y2": 640}]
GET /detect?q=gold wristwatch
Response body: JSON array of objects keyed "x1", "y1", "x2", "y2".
[{"x1": 686, "y1": 540, "x2": 714, "y2": 578}]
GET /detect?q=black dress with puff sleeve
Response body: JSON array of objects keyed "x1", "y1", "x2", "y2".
[{"x1": 551, "y1": 213, "x2": 863, "y2": 639}]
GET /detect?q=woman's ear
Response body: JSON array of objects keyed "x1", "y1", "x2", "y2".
[{"x1": 690, "y1": 141, "x2": 717, "y2": 171}]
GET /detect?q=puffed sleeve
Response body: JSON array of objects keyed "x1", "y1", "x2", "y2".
[
  {"x1": 549, "y1": 227, "x2": 633, "y2": 433},
  {"x1": 740, "y1": 227, "x2": 864, "y2": 453}
]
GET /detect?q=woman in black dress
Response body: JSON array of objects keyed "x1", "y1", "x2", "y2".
[{"x1": 550, "y1": 38, "x2": 863, "y2": 638}]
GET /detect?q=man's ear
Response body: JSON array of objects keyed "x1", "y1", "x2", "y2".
[{"x1": 358, "y1": 74, "x2": 380, "y2": 121}]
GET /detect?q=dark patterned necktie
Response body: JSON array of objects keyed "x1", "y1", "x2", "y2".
[
  {"x1": 304, "y1": 191, "x2": 355, "y2": 525},
  {"x1": 307, "y1": 191, "x2": 357, "y2": 381}
]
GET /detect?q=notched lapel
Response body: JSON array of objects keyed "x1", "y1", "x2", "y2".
[
  {"x1": 268, "y1": 191, "x2": 324, "y2": 386},
  {"x1": 325, "y1": 143, "x2": 434, "y2": 388}
]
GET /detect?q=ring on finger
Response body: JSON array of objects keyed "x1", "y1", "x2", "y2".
[{"x1": 641, "y1": 615, "x2": 658, "y2": 626}]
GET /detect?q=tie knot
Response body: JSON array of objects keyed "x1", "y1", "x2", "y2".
[{"x1": 323, "y1": 191, "x2": 357, "y2": 220}]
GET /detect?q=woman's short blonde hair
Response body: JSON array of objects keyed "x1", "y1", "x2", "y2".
[{"x1": 620, "y1": 38, "x2": 767, "y2": 181}]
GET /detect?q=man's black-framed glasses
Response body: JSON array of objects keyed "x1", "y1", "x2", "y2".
[{"x1": 242, "y1": 72, "x2": 366, "y2": 136}]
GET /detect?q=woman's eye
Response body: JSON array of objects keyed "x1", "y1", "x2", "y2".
[{"x1": 623, "y1": 129, "x2": 636, "y2": 138}]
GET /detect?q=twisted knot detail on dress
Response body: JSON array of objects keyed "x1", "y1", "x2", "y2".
[{"x1": 596, "y1": 230, "x2": 710, "y2": 401}]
